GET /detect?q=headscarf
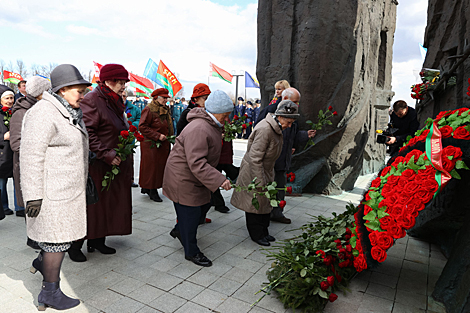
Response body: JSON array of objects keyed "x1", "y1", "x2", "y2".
[{"x1": 49, "y1": 89, "x2": 83, "y2": 127}]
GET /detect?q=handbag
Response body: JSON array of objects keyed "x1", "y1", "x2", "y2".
[{"x1": 86, "y1": 151, "x2": 99, "y2": 205}]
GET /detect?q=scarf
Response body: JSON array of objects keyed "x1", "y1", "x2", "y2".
[
  {"x1": 49, "y1": 89, "x2": 83, "y2": 127},
  {"x1": 148, "y1": 99, "x2": 174, "y2": 136},
  {"x1": 98, "y1": 82, "x2": 125, "y2": 116}
]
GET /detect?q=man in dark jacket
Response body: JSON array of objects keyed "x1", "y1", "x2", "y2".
[
  {"x1": 386, "y1": 100, "x2": 420, "y2": 156},
  {"x1": 14, "y1": 80, "x2": 27, "y2": 102},
  {"x1": 258, "y1": 88, "x2": 316, "y2": 224}
]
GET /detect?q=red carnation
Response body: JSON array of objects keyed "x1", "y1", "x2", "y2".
[
  {"x1": 286, "y1": 186, "x2": 292, "y2": 194},
  {"x1": 233, "y1": 115, "x2": 239, "y2": 120},
  {"x1": 453, "y1": 126, "x2": 470, "y2": 140},
  {"x1": 120, "y1": 130, "x2": 129, "y2": 139},
  {"x1": 328, "y1": 106, "x2": 333, "y2": 111},
  {"x1": 242, "y1": 124, "x2": 247, "y2": 129},
  {"x1": 127, "y1": 113, "x2": 132, "y2": 118},
  {"x1": 129, "y1": 125, "x2": 137, "y2": 132},
  {"x1": 327, "y1": 276, "x2": 335, "y2": 286},
  {"x1": 320, "y1": 281, "x2": 329, "y2": 291},
  {"x1": 329, "y1": 293, "x2": 338, "y2": 302},
  {"x1": 333, "y1": 111, "x2": 338, "y2": 116},
  {"x1": 279, "y1": 200, "x2": 286, "y2": 209}
]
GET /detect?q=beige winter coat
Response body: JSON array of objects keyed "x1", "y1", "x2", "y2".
[
  {"x1": 20, "y1": 92, "x2": 89, "y2": 243},
  {"x1": 231, "y1": 113, "x2": 283, "y2": 214},
  {"x1": 163, "y1": 108, "x2": 226, "y2": 207}
]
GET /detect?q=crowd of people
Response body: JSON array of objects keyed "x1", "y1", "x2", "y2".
[{"x1": 0, "y1": 62, "x2": 420, "y2": 311}]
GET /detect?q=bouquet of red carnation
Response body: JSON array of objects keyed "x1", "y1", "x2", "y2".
[
  {"x1": 223, "y1": 114, "x2": 248, "y2": 142},
  {"x1": 2, "y1": 106, "x2": 12, "y2": 128},
  {"x1": 102, "y1": 127, "x2": 144, "y2": 191},
  {"x1": 304, "y1": 107, "x2": 337, "y2": 149}
]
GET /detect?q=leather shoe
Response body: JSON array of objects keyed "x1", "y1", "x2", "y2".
[
  {"x1": 253, "y1": 238, "x2": 270, "y2": 246},
  {"x1": 170, "y1": 228, "x2": 182, "y2": 244},
  {"x1": 271, "y1": 216, "x2": 291, "y2": 224},
  {"x1": 149, "y1": 189, "x2": 163, "y2": 202},
  {"x1": 265, "y1": 235, "x2": 276, "y2": 242},
  {"x1": 67, "y1": 248, "x2": 87, "y2": 262},
  {"x1": 4, "y1": 208, "x2": 13, "y2": 215},
  {"x1": 215, "y1": 206, "x2": 230, "y2": 213},
  {"x1": 141, "y1": 188, "x2": 150, "y2": 195},
  {"x1": 131, "y1": 182, "x2": 139, "y2": 188},
  {"x1": 16, "y1": 210, "x2": 26, "y2": 217},
  {"x1": 185, "y1": 253, "x2": 212, "y2": 267}
]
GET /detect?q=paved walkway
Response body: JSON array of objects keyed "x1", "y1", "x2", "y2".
[{"x1": 0, "y1": 140, "x2": 447, "y2": 312}]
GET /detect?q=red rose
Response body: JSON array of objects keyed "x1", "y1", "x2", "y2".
[
  {"x1": 335, "y1": 274, "x2": 342, "y2": 283},
  {"x1": 442, "y1": 145, "x2": 463, "y2": 160},
  {"x1": 404, "y1": 149, "x2": 424, "y2": 163},
  {"x1": 333, "y1": 111, "x2": 338, "y2": 116},
  {"x1": 136, "y1": 135, "x2": 144, "y2": 142},
  {"x1": 370, "y1": 177, "x2": 381, "y2": 188},
  {"x1": 371, "y1": 246, "x2": 387, "y2": 262},
  {"x1": 419, "y1": 129, "x2": 430, "y2": 139},
  {"x1": 338, "y1": 259, "x2": 351, "y2": 268},
  {"x1": 320, "y1": 281, "x2": 329, "y2": 291},
  {"x1": 242, "y1": 124, "x2": 247, "y2": 129},
  {"x1": 453, "y1": 126, "x2": 470, "y2": 140},
  {"x1": 249, "y1": 121, "x2": 253, "y2": 125},
  {"x1": 316, "y1": 250, "x2": 326, "y2": 258},
  {"x1": 391, "y1": 156, "x2": 405, "y2": 167},
  {"x1": 286, "y1": 172, "x2": 291, "y2": 178},
  {"x1": 413, "y1": 189, "x2": 434, "y2": 204},
  {"x1": 1, "y1": 107, "x2": 8, "y2": 112},
  {"x1": 417, "y1": 166, "x2": 436, "y2": 180},
  {"x1": 323, "y1": 255, "x2": 335, "y2": 266},
  {"x1": 441, "y1": 157, "x2": 455, "y2": 172},
  {"x1": 233, "y1": 115, "x2": 239, "y2": 120},
  {"x1": 456, "y1": 108, "x2": 469, "y2": 115},
  {"x1": 289, "y1": 176, "x2": 295, "y2": 182},
  {"x1": 364, "y1": 205, "x2": 372, "y2": 216},
  {"x1": 380, "y1": 166, "x2": 392, "y2": 177},
  {"x1": 129, "y1": 125, "x2": 137, "y2": 132},
  {"x1": 244, "y1": 113, "x2": 248, "y2": 117},
  {"x1": 328, "y1": 106, "x2": 333, "y2": 111},
  {"x1": 435, "y1": 110, "x2": 451, "y2": 121},
  {"x1": 344, "y1": 234, "x2": 351, "y2": 240},
  {"x1": 439, "y1": 126, "x2": 453, "y2": 139},
  {"x1": 401, "y1": 169, "x2": 416, "y2": 181},
  {"x1": 346, "y1": 227, "x2": 352, "y2": 235},
  {"x1": 369, "y1": 231, "x2": 379, "y2": 246},
  {"x1": 388, "y1": 225, "x2": 406, "y2": 239},
  {"x1": 353, "y1": 254, "x2": 367, "y2": 272},
  {"x1": 376, "y1": 232, "x2": 394, "y2": 250},
  {"x1": 286, "y1": 186, "x2": 292, "y2": 194},
  {"x1": 329, "y1": 293, "x2": 338, "y2": 302},
  {"x1": 397, "y1": 213, "x2": 416, "y2": 230},
  {"x1": 386, "y1": 175, "x2": 400, "y2": 187},
  {"x1": 379, "y1": 216, "x2": 395, "y2": 230},
  {"x1": 419, "y1": 179, "x2": 438, "y2": 194},
  {"x1": 127, "y1": 113, "x2": 132, "y2": 118},
  {"x1": 407, "y1": 199, "x2": 425, "y2": 213},
  {"x1": 120, "y1": 130, "x2": 129, "y2": 139},
  {"x1": 403, "y1": 180, "x2": 420, "y2": 195},
  {"x1": 279, "y1": 200, "x2": 286, "y2": 209}
]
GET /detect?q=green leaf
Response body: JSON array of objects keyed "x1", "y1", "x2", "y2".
[
  {"x1": 363, "y1": 210, "x2": 377, "y2": 221},
  {"x1": 456, "y1": 160, "x2": 470, "y2": 170},
  {"x1": 270, "y1": 199, "x2": 278, "y2": 207},
  {"x1": 353, "y1": 249, "x2": 359, "y2": 257},
  {"x1": 377, "y1": 210, "x2": 389, "y2": 219},
  {"x1": 450, "y1": 169, "x2": 461, "y2": 179},
  {"x1": 306, "y1": 120, "x2": 313, "y2": 126},
  {"x1": 112, "y1": 167, "x2": 119, "y2": 175},
  {"x1": 350, "y1": 235, "x2": 357, "y2": 248},
  {"x1": 448, "y1": 155, "x2": 454, "y2": 160},
  {"x1": 267, "y1": 185, "x2": 275, "y2": 191},
  {"x1": 365, "y1": 220, "x2": 381, "y2": 231},
  {"x1": 318, "y1": 290, "x2": 328, "y2": 299},
  {"x1": 265, "y1": 191, "x2": 270, "y2": 198},
  {"x1": 102, "y1": 180, "x2": 107, "y2": 187},
  {"x1": 252, "y1": 197, "x2": 260, "y2": 210},
  {"x1": 300, "y1": 268, "x2": 307, "y2": 277}
]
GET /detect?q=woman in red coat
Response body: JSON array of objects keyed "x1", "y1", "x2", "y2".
[
  {"x1": 139, "y1": 88, "x2": 173, "y2": 202},
  {"x1": 67, "y1": 64, "x2": 133, "y2": 262}
]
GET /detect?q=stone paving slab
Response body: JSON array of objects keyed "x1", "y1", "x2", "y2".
[{"x1": 0, "y1": 141, "x2": 448, "y2": 312}]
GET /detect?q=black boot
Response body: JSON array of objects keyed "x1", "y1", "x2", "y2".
[
  {"x1": 27, "y1": 237, "x2": 41, "y2": 250},
  {"x1": 38, "y1": 281, "x2": 80, "y2": 311},
  {"x1": 87, "y1": 237, "x2": 116, "y2": 254},
  {"x1": 67, "y1": 240, "x2": 87, "y2": 262},
  {"x1": 141, "y1": 188, "x2": 150, "y2": 195},
  {"x1": 30, "y1": 251, "x2": 44, "y2": 275},
  {"x1": 149, "y1": 189, "x2": 162, "y2": 202},
  {"x1": 170, "y1": 227, "x2": 183, "y2": 245}
]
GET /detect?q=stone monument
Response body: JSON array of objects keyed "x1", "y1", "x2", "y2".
[{"x1": 256, "y1": 0, "x2": 397, "y2": 195}]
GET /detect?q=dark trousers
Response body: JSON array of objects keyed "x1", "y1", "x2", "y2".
[
  {"x1": 245, "y1": 212, "x2": 271, "y2": 241},
  {"x1": 271, "y1": 170, "x2": 287, "y2": 218},
  {"x1": 174, "y1": 202, "x2": 211, "y2": 257},
  {"x1": 211, "y1": 164, "x2": 239, "y2": 208}
]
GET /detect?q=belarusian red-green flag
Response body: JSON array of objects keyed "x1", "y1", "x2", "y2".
[
  {"x1": 3, "y1": 70, "x2": 23, "y2": 84},
  {"x1": 209, "y1": 62, "x2": 233, "y2": 84},
  {"x1": 129, "y1": 73, "x2": 154, "y2": 99},
  {"x1": 156, "y1": 61, "x2": 182, "y2": 97}
]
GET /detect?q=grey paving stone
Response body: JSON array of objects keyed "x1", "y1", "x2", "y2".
[
  {"x1": 170, "y1": 281, "x2": 205, "y2": 300},
  {"x1": 402, "y1": 260, "x2": 429, "y2": 274},
  {"x1": 223, "y1": 267, "x2": 254, "y2": 283},
  {"x1": 369, "y1": 271, "x2": 399, "y2": 289},
  {"x1": 357, "y1": 293, "x2": 394, "y2": 313},
  {"x1": 136, "y1": 305, "x2": 161, "y2": 313},
  {"x1": 149, "y1": 257, "x2": 180, "y2": 272},
  {"x1": 394, "y1": 289, "x2": 427, "y2": 310},
  {"x1": 187, "y1": 270, "x2": 220, "y2": 287},
  {"x1": 104, "y1": 296, "x2": 146, "y2": 313},
  {"x1": 148, "y1": 292, "x2": 187, "y2": 313},
  {"x1": 127, "y1": 284, "x2": 165, "y2": 305},
  {"x1": 110, "y1": 277, "x2": 147, "y2": 295},
  {"x1": 392, "y1": 302, "x2": 425, "y2": 313},
  {"x1": 208, "y1": 277, "x2": 243, "y2": 296},
  {"x1": 146, "y1": 271, "x2": 183, "y2": 291},
  {"x1": 365, "y1": 282, "x2": 396, "y2": 301},
  {"x1": 427, "y1": 296, "x2": 447, "y2": 313},
  {"x1": 191, "y1": 288, "x2": 227, "y2": 309},
  {"x1": 215, "y1": 297, "x2": 252, "y2": 313},
  {"x1": 169, "y1": 263, "x2": 202, "y2": 279},
  {"x1": 174, "y1": 301, "x2": 212, "y2": 313},
  {"x1": 86, "y1": 289, "x2": 124, "y2": 311}
]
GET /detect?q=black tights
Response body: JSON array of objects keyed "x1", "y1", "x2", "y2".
[{"x1": 42, "y1": 252, "x2": 65, "y2": 283}]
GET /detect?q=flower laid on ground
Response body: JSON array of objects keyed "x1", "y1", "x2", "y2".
[
  {"x1": 467, "y1": 78, "x2": 470, "y2": 97},
  {"x1": 287, "y1": 172, "x2": 295, "y2": 182},
  {"x1": 2, "y1": 106, "x2": 12, "y2": 128},
  {"x1": 304, "y1": 106, "x2": 337, "y2": 149},
  {"x1": 102, "y1": 127, "x2": 143, "y2": 191},
  {"x1": 411, "y1": 68, "x2": 456, "y2": 101},
  {"x1": 224, "y1": 114, "x2": 248, "y2": 141},
  {"x1": 147, "y1": 135, "x2": 176, "y2": 148}
]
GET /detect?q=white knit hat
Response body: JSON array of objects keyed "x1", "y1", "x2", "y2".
[
  {"x1": 26, "y1": 76, "x2": 52, "y2": 98},
  {"x1": 205, "y1": 90, "x2": 234, "y2": 114}
]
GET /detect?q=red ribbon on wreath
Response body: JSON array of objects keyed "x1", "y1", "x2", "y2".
[{"x1": 425, "y1": 122, "x2": 452, "y2": 197}]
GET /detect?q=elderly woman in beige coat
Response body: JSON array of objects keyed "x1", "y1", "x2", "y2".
[
  {"x1": 231, "y1": 100, "x2": 300, "y2": 246},
  {"x1": 21, "y1": 64, "x2": 90, "y2": 311},
  {"x1": 163, "y1": 90, "x2": 233, "y2": 267}
]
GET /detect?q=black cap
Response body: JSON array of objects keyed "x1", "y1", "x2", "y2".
[
  {"x1": 247, "y1": 101, "x2": 252, "y2": 105},
  {"x1": 51, "y1": 64, "x2": 91, "y2": 93},
  {"x1": 237, "y1": 97, "x2": 244, "y2": 101},
  {"x1": 0, "y1": 85, "x2": 14, "y2": 97},
  {"x1": 255, "y1": 99, "x2": 260, "y2": 103}
]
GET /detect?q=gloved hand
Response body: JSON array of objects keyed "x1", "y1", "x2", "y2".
[{"x1": 26, "y1": 200, "x2": 43, "y2": 218}]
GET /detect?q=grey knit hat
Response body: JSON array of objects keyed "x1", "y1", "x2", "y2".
[
  {"x1": 205, "y1": 90, "x2": 234, "y2": 114},
  {"x1": 26, "y1": 76, "x2": 52, "y2": 98},
  {"x1": 50, "y1": 64, "x2": 91, "y2": 93},
  {"x1": 275, "y1": 100, "x2": 300, "y2": 118}
]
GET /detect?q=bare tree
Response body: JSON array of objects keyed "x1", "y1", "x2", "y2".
[
  {"x1": 30, "y1": 63, "x2": 42, "y2": 76},
  {"x1": 16, "y1": 59, "x2": 28, "y2": 79}
]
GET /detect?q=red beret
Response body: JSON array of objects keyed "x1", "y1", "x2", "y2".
[
  {"x1": 151, "y1": 88, "x2": 171, "y2": 98},
  {"x1": 191, "y1": 83, "x2": 211, "y2": 98},
  {"x1": 99, "y1": 64, "x2": 129, "y2": 82}
]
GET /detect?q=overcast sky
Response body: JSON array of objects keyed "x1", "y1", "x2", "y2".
[{"x1": 1, "y1": 0, "x2": 427, "y2": 103}]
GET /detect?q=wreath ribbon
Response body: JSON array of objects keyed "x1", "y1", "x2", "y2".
[{"x1": 425, "y1": 122, "x2": 452, "y2": 198}]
